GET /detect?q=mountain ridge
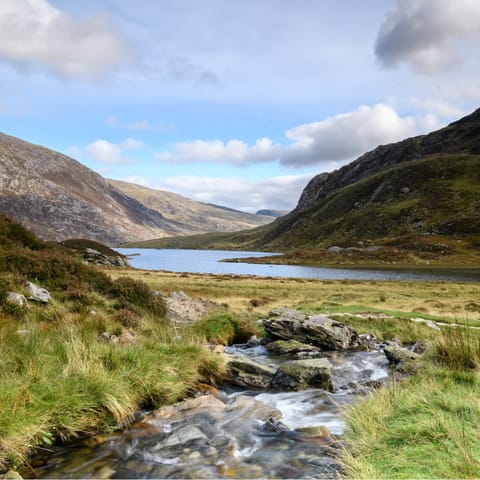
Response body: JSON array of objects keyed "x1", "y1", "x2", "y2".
[{"x1": 0, "y1": 132, "x2": 274, "y2": 244}]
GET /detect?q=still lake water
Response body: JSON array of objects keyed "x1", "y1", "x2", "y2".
[{"x1": 115, "y1": 248, "x2": 480, "y2": 282}]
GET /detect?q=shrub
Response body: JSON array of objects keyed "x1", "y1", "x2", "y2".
[
  {"x1": 114, "y1": 307, "x2": 141, "y2": 329},
  {"x1": 111, "y1": 277, "x2": 165, "y2": 316}
]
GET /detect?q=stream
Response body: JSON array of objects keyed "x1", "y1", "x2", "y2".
[{"x1": 24, "y1": 344, "x2": 391, "y2": 479}]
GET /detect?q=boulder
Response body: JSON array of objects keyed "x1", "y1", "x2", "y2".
[
  {"x1": 266, "y1": 339, "x2": 321, "y2": 359},
  {"x1": 6, "y1": 292, "x2": 28, "y2": 307},
  {"x1": 118, "y1": 331, "x2": 136, "y2": 345},
  {"x1": 26, "y1": 281, "x2": 51, "y2": 303},
  {"x1": 263, "y1": 308, "x2": 359, "y2": 351},
  {"x1": 384, "y1": 345, "x2": 419, "y2": 365},
  {"x1": 225, "y1": 356, "x2": 276, "y2": 389},
  {"x1": 272, "y1": 358, "x2": 333, "y2": 392}
]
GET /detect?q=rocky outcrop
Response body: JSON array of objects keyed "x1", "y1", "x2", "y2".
[
  {"x1": 83, "y1": 248, "x2": 129, "y2": 267},
  {"x1": 272, "y1": 358, "x2": 333, "y2": 392},
  {"x1": 263, "y1": 308, "x2": 359, "y2": 351},
  {"x1": 225, "y1": 356, "x2": 276, "y2": 389},
  {"x1": 26, "y1": 282, "x2": 51, "y2": 303}
]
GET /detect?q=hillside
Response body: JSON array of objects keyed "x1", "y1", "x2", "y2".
[
  {"x1": 128, "y1": 109, "x2": 480, "y2": 265},
  {"x1": 108, "y1": 179, "x2": 274, "y2": 234},
  {"x1": 0, "y1": 133, "x2": 274, "y2": 245}
]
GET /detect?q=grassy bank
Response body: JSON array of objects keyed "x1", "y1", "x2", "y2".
[
  {"x1": 342, "y1": 328, "x2": 480, "y2": 478},
  {"x1": 0, "y1": 217, "x2": 226, "y2": 471}
]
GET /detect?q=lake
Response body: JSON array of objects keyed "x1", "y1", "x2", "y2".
[{"x1": 115, "y1": 248, "x2": 480, "y2": 282}]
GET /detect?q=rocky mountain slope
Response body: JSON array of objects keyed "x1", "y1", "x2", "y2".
[
  {"x1": 256, "y1": 108, "x2": 480, "y2": 250},
  {"x1": 0, "y1": 133, "x2": 274, "y2": 244},
  {"x1": 130, "y1": 108, "x2": 480, "y2": 265},
  {"x1": 108, "y1": 179, "x2": 274, "y2": 235}
]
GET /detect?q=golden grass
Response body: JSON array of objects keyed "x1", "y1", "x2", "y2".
[{"x1": 106, "y1": 268, "x2": 480, "y2": 323}]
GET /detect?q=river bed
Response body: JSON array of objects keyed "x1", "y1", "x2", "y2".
[{"x1": 24, "y1": 344, "x2": 391, "y2": 479}]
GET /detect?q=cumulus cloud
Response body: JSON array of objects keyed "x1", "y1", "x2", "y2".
[
  {"x1": 375, "y1": 0, "x2": 480, "y2": 74},
  {"x1": 0, "y1": 0, "x2": 130, "y2": 80},
  {"x1": 281, "y1": 104, "x2": 417, "y2": 166},
  {"x1": 157, "y1": 138, "x2": 282, "y2": 165},
  {"x1": 156, "y1": 174, "x2": 312, "y2": 212},
  {"x1": 156, "y1": 104, "x2": 423, "y2": 169},
  {"x1": 85, "y1": 138, "x2": 143, "y2": 164}
]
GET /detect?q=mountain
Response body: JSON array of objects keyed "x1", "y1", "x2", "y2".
[
  {"x1": 129, "y1": 108, "x2": 480, "y2": 265},
  {"x1": 255, "y1": 209, "x2": 289, "y2": 218},
  {"x1": 108, "y1": 179, "x2": 275, "y2": 235},
  {"x1": 256, "y1": 108, "x2": 480, "y2": 250},
  {"x1": 0, "y1": 133, "x2": 274, "y2": 244}
]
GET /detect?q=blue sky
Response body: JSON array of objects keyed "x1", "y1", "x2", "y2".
[{"x1": 1, "y1": 0, "x2": 480, "y2": 212}]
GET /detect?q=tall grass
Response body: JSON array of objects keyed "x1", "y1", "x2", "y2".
[
  {"x1": 342, "y1": 326, "x2": 480, "y2": 479},
  {"x1": 0, "y1": 311, "x2": 224, "y2": 470},
  {"x1": 434, "y1": 327, "x2": 480, "y2": 370}
]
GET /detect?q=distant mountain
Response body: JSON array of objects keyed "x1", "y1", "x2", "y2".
[
  {"x1": 129, "y1": 108, "x2": 480, "y2": 265},
  {"x1": 255, "y1": 209, "x2": 288, "y2": 218},
  {"x1": 0, "y1": 133, "x2": 274, "y2": 244},
  {"x1": 108, "y1": 179, "x2": 275, "y2": 235}
]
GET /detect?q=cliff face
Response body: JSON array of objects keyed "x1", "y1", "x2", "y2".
[
  {"x1": 295, "y1": 108, "x2": 480, "y2": 213},
  {"x1": 0, "y1": 133, "x2": 186, "y2": 244}
]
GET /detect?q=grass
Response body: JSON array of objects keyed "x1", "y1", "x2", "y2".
[
  {"x1": 0, "y1": 216, "x2": 226, "y2": 472},
  {"x1": 342, "y1": 329, "x2": 480, "y2": 479}
]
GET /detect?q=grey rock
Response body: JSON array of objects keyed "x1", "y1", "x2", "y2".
[
  {"x1": 263, "y1": 309, "x2": 359, "y2": 351},
  {"x1": 327, "y1": 246, "x2": 343, "y2": 254},
  {"x1": 158, "y1": 425, "x2": 207, "y2": 449},
  {"x1": 262, "y1": 417, "x2": 290, "y2": 433},
  {"x1": 266, "y1": 339, "x2": 321, "y2": 359},
  {"x1": 246, "y1": 335, "x2": 261, "y2": 347},
  {"x1": 225, "y1": 356, "x2": 276, "y2": 389},
  {"x1": 400, "y1": 187, "x2": 410, "y2": 194},
  {"x1": 6, "y1": 292, "x2": 28, "y2": 307},
  {"x1": 26, "y1": 281, "x2": 51, "y2": 303},
  {"x1": 384, "y1": 345, "x2": 419, "y2": 365},
  {"x1": 357, "y1": 333, "x2": 377, "y2": 351},
  {"x1": 272, "y1": 358, "x2": 333, "y2": 391}
]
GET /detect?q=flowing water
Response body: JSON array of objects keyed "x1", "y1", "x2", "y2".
[{"x1": 24, "y1": 345, "x2": 391, "y2": 479}]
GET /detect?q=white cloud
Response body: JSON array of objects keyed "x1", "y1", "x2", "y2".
[
  {"x1": 0, "y1": 0, "x2": 130, "y2": 80},
  {"x1": 85, "y1": 138, "x2": 143, "y2": 164},
  {"x1": 157, "y1": 138, "x2": 282, "y2": 165},
  {"x1": 157, "y1": 174, "x2": 312, "y2": 212},
  {"x1": 281, "y1": 104, "x2": 418, "y2": 166},
  {"x1": 375, "y1": 0, "x2": 480, "y2": 74},
  {"x1": 156, "y1": 104, "x2": 425, "y2": 169},
  {"x1": 127, "y1": 120, "x2": 152, "y2": 131}
]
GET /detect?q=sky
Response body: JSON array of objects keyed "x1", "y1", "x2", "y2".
[{"x1": 1, "y1": 0, "x2": 480, "y2": 213}]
